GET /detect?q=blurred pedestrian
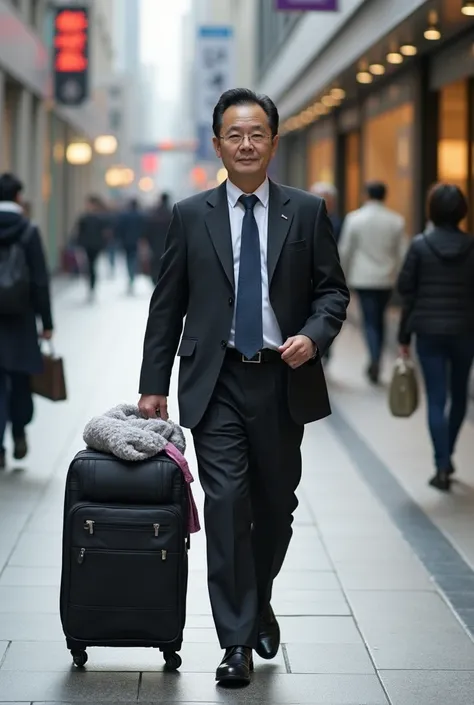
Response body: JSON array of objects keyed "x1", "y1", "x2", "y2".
[
  {"x1": 397, "y1": 184, "x2": 474, "y2": 492},
  {"x1": 103, "y1": 200, "x2": 117, "y2": 278},
  {"x1": 74, "y1": 195, "x2": 109, "y2": 301},
  {"x1": 115, "y1": 198, "x2": 145, "y2": 294},
  {"x1": 310, "y1": 182, "x2": 343, "y2": 244},
  {"x1": 0, "y1": 173, "x2": 53, "y2": 469},
  {"x1": 138, "y1": 88, "x2": 349, "y2": 684},
  {"x1": 145, "y1": 192, "x2": 173, "y2": 285},
  {"x1": 310, "y1": 182, "x2": 343, "y2": 364},
  {"x1": 339, "y1": 181, "x2": 405, "y2": 383}
]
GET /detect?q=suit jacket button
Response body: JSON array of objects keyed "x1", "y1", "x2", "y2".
[
  {"x1": 221, "y1": 340, "x2": 227, "y2": 349},
  {"x1": 228, "y1": 297, "x2": 234, "y2": 306}
]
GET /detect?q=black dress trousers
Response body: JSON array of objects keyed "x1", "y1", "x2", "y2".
[{"x1": 192, "y1": 353, "x2": 304, "y2": 649}]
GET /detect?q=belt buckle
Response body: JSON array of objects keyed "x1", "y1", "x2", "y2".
[{"x1": 242, "y1": 351, "x2": 262, "y2": 363}]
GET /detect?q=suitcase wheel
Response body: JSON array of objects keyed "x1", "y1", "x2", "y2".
[
  {"x1": 71, "y1": 650, "x2": 88, "y2": 668},
  {"x1": 163, "y1": 651, "x2": 182, "y2": 671}
]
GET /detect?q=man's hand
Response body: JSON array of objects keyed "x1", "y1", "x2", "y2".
[
  {"x1": 138, "y1": 394, "x2": 168, "y2": 421},
  {"x1": 41, "y1": 330, "x2": 53, "y2": 341},
  {"x1": 279, "y1": 335, "x2": 316, "y2": 369}
]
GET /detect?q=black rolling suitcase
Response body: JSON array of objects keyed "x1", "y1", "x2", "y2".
[{"x1": 59, "y1": 449, "x2": 189, "y2": 671}]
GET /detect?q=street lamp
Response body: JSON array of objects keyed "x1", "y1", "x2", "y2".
[
  {"x1": 66, "y1": 142, "x2": 92, "y2": 165},
  {"x1": 94, "y1": 135, "x2": 118, "y2": 155},
  {"x1": 105, "y1": 166, "x2": 135, "y2": 188},
  {"x1": 138, "y1": 176, "x2": 154, "y2": 192}
]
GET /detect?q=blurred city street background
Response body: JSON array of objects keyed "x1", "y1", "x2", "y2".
[{"x1": 1, "y1": 0, "x2": 474, "y2": 703}]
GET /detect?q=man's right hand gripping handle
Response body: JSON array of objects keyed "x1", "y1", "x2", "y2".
[{"x1": 138, "y1": 395, "x2": 169, "y2": 421}]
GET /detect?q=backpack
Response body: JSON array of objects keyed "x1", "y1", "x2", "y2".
[{"x1": 0, "y1": 226, "x2": 32, "y2": 315}]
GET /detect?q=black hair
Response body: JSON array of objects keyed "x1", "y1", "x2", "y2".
[
  {"x1": 161, "y1": 192, "x2": 170, "y2": 205},
  {"x1": 0, "y1": 172, "x2": 23, "y2": 202},
  {"x1": 212, "y1": 88, "x2": 279, "y2": 138},
  {"x1": 129, "y1": 198, "x2": 139, "y2": 211},
  {"x1": 428, "y1": 183, "x2": 468, "y2": 227},
  {"x1": 366, "y1": 181, "x2": 387, "y2": 201}
]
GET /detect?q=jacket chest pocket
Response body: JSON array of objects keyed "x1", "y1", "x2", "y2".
[{"x1": 284, "y1": 239, "x2": 307, "y2": 254}]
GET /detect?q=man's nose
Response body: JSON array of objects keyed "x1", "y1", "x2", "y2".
[{"x1": 239, "y1": 135, "x2": 254, "y2": 150}]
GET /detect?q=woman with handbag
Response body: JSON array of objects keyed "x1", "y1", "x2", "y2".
[
  {"x1": 397, "y1": 184, "x2": 474, "y2": 491},
  {"x1": 0, "y1": 173, "x2": 53, "y2": 469}
]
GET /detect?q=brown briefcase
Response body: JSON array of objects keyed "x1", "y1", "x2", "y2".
[{"x1": 31, "y1": 344, "x2": 67, "y2": 402}]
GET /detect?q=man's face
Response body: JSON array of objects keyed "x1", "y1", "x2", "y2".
[{"x1": 213, "y1": 103, "x2": 278, "y2": 180}]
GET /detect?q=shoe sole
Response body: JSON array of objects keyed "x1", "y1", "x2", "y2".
[{"x1": 216, "y1": 674, "x2": 251, "y2": 684}]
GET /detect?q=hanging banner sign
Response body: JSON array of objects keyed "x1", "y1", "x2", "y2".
[
  {"x1": 276, "y1": 0, "x2": 338, "y2": 10},
  {"x1": 53, "y1": 5, "x2": 89, "y2": 106},
  {"x1": 195, "y1": 26, "x2": 235, "y2": 162}
]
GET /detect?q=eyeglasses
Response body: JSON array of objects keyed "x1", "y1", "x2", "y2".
[{"x1": 219, "y1": 132, "x2": 272, "y2": 145}]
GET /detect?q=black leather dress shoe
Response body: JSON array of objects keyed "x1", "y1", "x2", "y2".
[
  {"x1": 256, "y1": 604, "x2": 280, "y2": 660},
  {"x1": 216, "y1": 646, "x2": 253, "y2": 684}
]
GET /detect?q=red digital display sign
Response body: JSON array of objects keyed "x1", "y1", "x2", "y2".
[{"x1": 53, "y1": 7, "x2": 89, "y2": 106}]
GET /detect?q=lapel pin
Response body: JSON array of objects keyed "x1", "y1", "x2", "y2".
[{"x1": 281, "y1": 214, "x2": 288, "y2": 220}]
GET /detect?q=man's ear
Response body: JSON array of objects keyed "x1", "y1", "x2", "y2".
[{"x1": 212, "y1": 136, "x2": 222, "y2": 159}]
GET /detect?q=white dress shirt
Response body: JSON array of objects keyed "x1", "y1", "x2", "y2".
[{"x1": 226, "y1": 178, "x2": 282, "y2": 350}]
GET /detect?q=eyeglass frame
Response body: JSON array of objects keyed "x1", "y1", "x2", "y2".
[{"x1": 218, "y1": 130, "x2": 275, "y2": 146}]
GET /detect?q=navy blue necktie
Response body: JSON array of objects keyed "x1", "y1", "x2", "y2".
[{"x1": 234, "y1": 194, "x2": 263, "y2": 359}]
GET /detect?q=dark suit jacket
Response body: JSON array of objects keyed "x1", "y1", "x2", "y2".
[{"x1": 139, "y1": 180, "x2": 350, "y2": 429}]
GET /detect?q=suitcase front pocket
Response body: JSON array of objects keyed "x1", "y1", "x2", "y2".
[
  {"x1": 69, "y1": 505, "x2": 182, "y2": 553},
  {"x1": 70, "y1": 547, "x2": 180, "y2": 610}
]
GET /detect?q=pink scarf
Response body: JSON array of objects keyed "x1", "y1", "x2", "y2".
[{"x1": 163, "y1": 443, "x2": 201, "y2": 534}]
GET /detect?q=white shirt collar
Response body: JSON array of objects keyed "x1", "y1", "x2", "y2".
[
  {"x1": 226, "y1": 177, "x2": 269, "y2": 209},
  {"x1": 0, "y1": 201, "x2": 23, "y2": 214}
]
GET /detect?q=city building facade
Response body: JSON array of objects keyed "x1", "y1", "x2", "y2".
[
  {"x1": 256, "y1": 0, "x2": 474, "y2": 236},
  {"x1": 181, "y1": 0, "x2": 260, "y2": 192},
  {"x1": 0, "y1": 0, "x2": 116, "y2": 269}
]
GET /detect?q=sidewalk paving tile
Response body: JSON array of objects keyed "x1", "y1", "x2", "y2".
[
  {"x1": 139, "y1": 671, "x2": 388, "y2": 703},
  {"x1": 379, "y1": 670, "x2": 474, "y2": 705},
  {"x1": 0, "y1": 672, "x2": 139, "y2": 702}
]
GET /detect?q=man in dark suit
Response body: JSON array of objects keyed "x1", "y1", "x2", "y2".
[{"x1": 139, "y1": 89, "x2": 349, "y2": 684}]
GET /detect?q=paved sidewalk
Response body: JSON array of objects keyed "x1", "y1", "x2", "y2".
[{"x1": 0, "y1": 266, "x2": 473, "y2": 704}]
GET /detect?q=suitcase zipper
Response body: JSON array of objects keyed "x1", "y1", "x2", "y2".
[
  {"x1": 83, "y1": 520, "x2": 168, "y2": 537},
  {"x1": 76, "y1": 547, "x2": 170, "y2": 564}
]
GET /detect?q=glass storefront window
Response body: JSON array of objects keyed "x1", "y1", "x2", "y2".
[
  {"x1": 308, "y1": 137, "x2": 334, "y2": 188},
  {"x1": 345, "y1": 131, "x2": 360, "y2": 214},
  {"x1": 438, "y1": 80, "x2": 468, "y2": 197},
  {"x1": 363, "y1": 103, "x2": 414, "y2": 235}
]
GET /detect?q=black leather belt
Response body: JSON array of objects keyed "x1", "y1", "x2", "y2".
[{"x1": 225, "y1": 347, "x2": 282, "y2": 364}]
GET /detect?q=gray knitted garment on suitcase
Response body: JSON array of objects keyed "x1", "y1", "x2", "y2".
[{"x1": 83, "y1": 403, "x2": 186, "y2": 461}]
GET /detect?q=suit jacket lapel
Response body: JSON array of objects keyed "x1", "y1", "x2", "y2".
[
  {"x1": 267, "y1": 181, "x2": 293, "y2": 285},
  {"x1": 204, "y1": 182, "x2": 234, "y2": 290}
]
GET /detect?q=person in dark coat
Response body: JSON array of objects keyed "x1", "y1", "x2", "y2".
[
  {"x1": 145, "y1": 193, "x2": 173, "y2": 285},
  {"x1": 0, "y1": 173, "x2": 53, "y2": 469},
  {"x1": 115, "y1": 198, "x2": 145, "y2": 293},
  {"x1": 397, "y1": 184, "x2": 474, "y2": 492},
  {"x1": 75, "y1": 195, "x2": 109, "y2": 300}
]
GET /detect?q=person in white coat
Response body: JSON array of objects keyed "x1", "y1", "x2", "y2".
[{"x1": 339, "y1": 182, "x2": 405, "y2": 383}]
